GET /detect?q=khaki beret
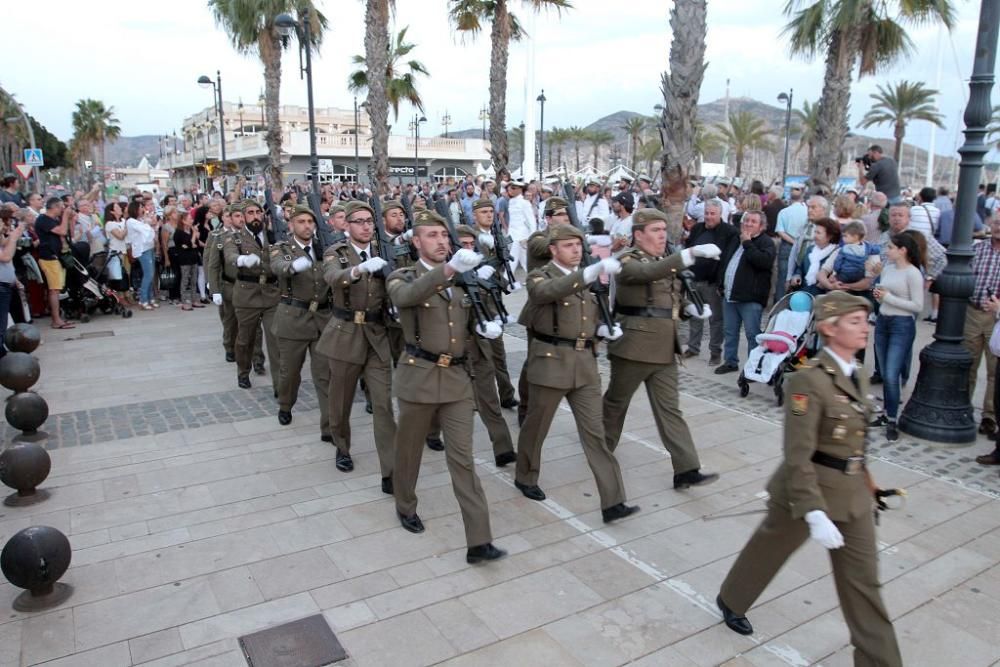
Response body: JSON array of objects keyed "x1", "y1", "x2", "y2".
[
  {"x1": 544, "y1": 196, "x2": 569, "y2": 216},
  {"x1": 815, "y1": 290, "x2": 872, "y2": 319},
  {"x1": 472, "y1": 198, "x2": 494, "y2": 211},
  {"x1": 631, "y1": 208, "x2": 668, "y2": 230},
  {"x1": 344, "y1": 201, "x2": 374, "y2": 219},
  {"x1": 288, "y1": 204, "x2": 317, "y2": 222},
  {"x1": 456, "y1": 224, "x2": 478, "y2": 239},
  {"x1": 412, "y1": 208, "x2": 448, "y2": 229},
  {"x1": 381, "y1": 199, "x2": 404, "y2": 215},
  {"x1": 241, "y1": 200, "x2": 263, "y2": 211},
  {"x1": 547, "y1": 224, "x2": 585, "y2": 244},
  {"x1": 225, "y1": 203, "x2": 243, "y2": 214},
  {"x1": 329, "y1": 204, "x2": 346, "y2": 215}
]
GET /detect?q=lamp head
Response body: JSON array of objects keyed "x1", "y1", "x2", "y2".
[
  {"x1": 777, "y1": 92, "x2": 790, "y2": 104},
  {"x1": 197, "y1": 75, "x2": 213, "y2": 88},
  {"x1": 537, "y1": 90, "x2": 546, "y2": 102},
  {"x1": 274, "y1": 13, "x2": 297, "y2": 37},
  {"x1": 419, "y1": 116, "x2": 427, "y2": 123}
]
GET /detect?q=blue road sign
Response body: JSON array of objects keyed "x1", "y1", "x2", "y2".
[{"x1": 23, "y1": 149, "x2": 44, "y2": 167}]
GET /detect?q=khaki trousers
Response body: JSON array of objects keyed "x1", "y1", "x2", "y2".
[
  {"x1": 393, "y1": 397, "x2": 493, "y2": 547},
  {"x1": 235, "y1": 305, "x2": 275, "y2": 383},
  {"x1": 219, "y1": 286, "x2": 238, "y2": 354},
  {"x1": 471, "y1": 347, "x2": 514, "y2": 457},
  {"x1": 277, "y1": 336, "x2": 331, "y2": 436},
  {"x1": 602, "y1": 356, "x2": 701, "y2": 474},
  {"x1": 964, "y1": 305, "x2": 996, "y2": 420},
  {"x1": 488, "y1": 336, "x2": 516, "y2": 404},
  {"x1": 329, "y1": 348, "x2": 395, "y2": 478}
]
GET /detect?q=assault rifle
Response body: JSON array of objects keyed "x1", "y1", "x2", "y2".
[
  {"x1": 433, "y1": 198, "x2": 492, "y2": 329},
  {"x1": 368, "y1": 195, "x2": 395, "y2": 279},
  {"x1": 563, "y1": 181, "x2": 615, "y2": 331}
]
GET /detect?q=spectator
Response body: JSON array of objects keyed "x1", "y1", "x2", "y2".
[
  {"x1": 762, "y1": 185, "x2": 786, "y2": 238},
  {"x1": 160, "y1": 205, "x2": 181, "y2": 304},
  {"x1": 103, "y1": 202, "x2": 127, "y2": 296},
  {"x1": 683, "y1": 199, "x2": 738, "y2": 364},
  {"x1": 609, "y1": 192, "x2": 634, "y2": 252},
  {"x1": 687, "y1": 183, "x2": 730, "y2": 224},
  {"x1": 967, "y1": 216, "x2": 1000, "y2": 440},
  {"x1": 861, "y1": 191, "x2": 888, "y2": 243},
  {"x1": 36, "y1": 197, "x2": 77, "y2": 329},
  {"x1": 872, "y1": 232, "x2": 925, "y2": 442},
  {"x1": 125, "y1": 199, "x2": 157, "y2": 310},
  {"x1": 193, "y1": 206, "x2": 212, "y2": 303},
  {"x1": 909, "y1": 186, "x2": 940, "y2": 238},
  {"x1": 977, "y1": 294, "x2": 1000, "y2": 466},
  {"x1": 880, "y1": 203, "x2": 947, "y2": 322},
  {"x1": 714, "y1": 210, "x2": 776, "y2": 374},
  {"x1": 25, "y1": 193, "x2": 43, "y2": 217},
  {"x1": 0, "y1": 175, "x2": 25, "y2": 207},
  {"x1": 172, "y1": 210, "x2": 202, "y2": 311},
  {"x1": 0, "y1": 211, "x2": 28, "y2": 353},
  {"x1": 857, "y1": 144, "x2": 901, "y2": 203},
  {"x1": 773, "y1": 183, "x2": 807, "y2": 302},
  {"x1": 933, "y1": 187, "x2": 953, "y2": 214},
  {"x1": 832, "y1": 194, "x2": 857, "y2": 226},
  {"x1": 786, "y1": 195, "x2": 831, "y2": 285},
  {"x1": 976, "y1": 183, "x2": 990, "y2": 222},
  {"x1": 832, "y1": 221, "x2": 881, "y2": 285},
  {"x1": 788, "y1": 217, "x2": 841, "y2": 296}
]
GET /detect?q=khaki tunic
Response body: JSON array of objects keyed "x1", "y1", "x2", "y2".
[
  {"x1": 223, "y1": 227, "x2": 280, "y2": 384},
  {"x1": 515, "y1": 227, "x2": 559, "y2": 422},
  {"x1": 203, "y1": 227, "x2": 239, "y2": 354},
  {"x1": 720, "y1": 350, "x2": 901, "y2": 667},
  {"x1": 386, "y1": 262, "x2": 492, "y2": 547},
  {"x1": 602, "y1": 248, "x2": 701, "y2": 474},
  {"x1": 473, "y1": 223, "x2": 517, "y2": 404},
  {"x1": 515, "y1": 262, "x2": 627, "y2": 510}
]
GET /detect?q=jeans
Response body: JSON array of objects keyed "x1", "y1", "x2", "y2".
[
  {"x1": 138, "y1": 249, "x2": 155, "y2": 304},
  {"x1": 723, "y1": 300, "x2": 764, "y2": 367},
  {"x1": 873, "y1": 314, "x2": 916, "y2": 420},
  {"x1": 0, "y1": 282, "x2": 12, "y2": 357},
  {"x1": 773, "y1": 240, "x2": 792, "y2": 304}
]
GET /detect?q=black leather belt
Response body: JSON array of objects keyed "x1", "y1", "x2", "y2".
[
  {"x1": 332, "y1": 306, "x2": 384, "y2": 324},
  {"x1": 404, "y1": 343, "x2": 466, "y2": 367},
  {"x1": 221, "y1": 275, "x2": 235, "y2": 284},
  {"x1": 811, "y1": 451, "x2": 865, "y2": 475},
  {"x1": 615, "y1": 305, "x2": 673, "y2": 319},
  {"x1": 237, "y1": 272, "x2": 278, "y2": 285},
  {"x1": 533, "y1": 332, "x2": 595, "y2": 350},
  {"x1": 281, "y1": 296, "x2": 330, "y2": 311}
]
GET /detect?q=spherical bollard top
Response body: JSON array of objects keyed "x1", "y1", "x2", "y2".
[
  {"x1": 5, "y1": 391, "x2": 49, "y2": 434},
  {"x1": 0, "y1": 442, "x2": 51, "y2": 496},
  {"x1": 1, "y1": 526, "x2": 72, "y2": 594},
  {"x1": 0, "y1": 352, "x2": 40, "y2": 393},
  {"x1": 5, "y1": 324, "x2": 41, "y2": 354}
]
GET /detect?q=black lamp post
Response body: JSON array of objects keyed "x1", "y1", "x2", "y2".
[
  {"x1": 237, "y1": 98, "x2": 245, "y2": 137},
  {"x1": 354, "y1": 96, "x2": 361, "y2": 185},
  {"x1": 536, "y1": 90, "x2": 546, "y2": 177},
  {"x1": 900, "y1": 0, "x2": 1000, "y2": 443},
  {"x1": 777, "y1": 89, "x2": 792, "y2": 191},
  {"x1": 276, "y1": 11, "x2": 321, "y2": 219},
  {"x1": 410, "y1": 115, "x2": 427, "y2": 187},
  {"x1": 441, "y1": 110, "x2": 451, "y2": 139},
  {"x1": 197, "y1": 71, "x2": 227, "y2": 193}
]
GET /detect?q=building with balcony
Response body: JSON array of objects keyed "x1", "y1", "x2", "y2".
[{"x1": 167, "y1": 102, "x2": 491, "y2": 191}]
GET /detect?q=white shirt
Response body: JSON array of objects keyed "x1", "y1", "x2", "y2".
[
  {"x1": 106, "y1": 220, "x2": 128, "y2": 253},
  {"x1": 577, "y1": 194, "x2": 610, "y2": 226},
  {"x1": 823, "y1": 348, "x2": 857, "y2": 378},
  {"x1": 551, "y1": 260, "x2": 575, "y2": 275},
  {"x1": 419, "y1": 258, "x2": 451, "y2": 297},
  {"x1": 125, "y1": 218, "x2": 155, "y2": 255},
  {"x1": 909, "y1": 203, "x2": 940, "y2": 238},
  {"x1": 610, "y1": 214, "x2": 633, "y2": 241},
  {"x1": 507, "y1": 194, "x2": 537, "y2": 242}
]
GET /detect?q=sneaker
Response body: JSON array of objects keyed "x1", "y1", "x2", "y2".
[
  {"x1": 979, "y1": 417, "x2": 997, "y2": 436},
  {"x1": 708, "y1": 354, "x2": 722, "y2": 366},
  {"x1": 714, "y1": 363, "x2": 739, "y2": 375},
  {"x1": 886, "y1": 422, "x2": 899, "y2": 442},
  {"x1": 682, "y1": 348, "x2": 700, "y2": 359},
  {"x1": 869, "y1": 414, "x2": 888, "y2": 427}
]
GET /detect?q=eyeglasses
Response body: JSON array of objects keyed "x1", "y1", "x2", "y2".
[{"x1": 348, "y1": 217, "x2": 375, "y2": 226}]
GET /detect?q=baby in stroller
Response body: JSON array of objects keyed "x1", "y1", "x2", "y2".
[{"x1": 738, "y1": 291, "x2": 815, "y2": 405}]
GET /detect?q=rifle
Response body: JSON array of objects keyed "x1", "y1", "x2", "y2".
[
  {"x1": 433, "y1": 198, "x2": 492, "y2": 329},
  {"x1": 264, "y1": 187, "x2": 287, "y2": 242},
  {"x1": 368, "y1": 195, "x2": 395, "y2": 279},
  {"x1": 678, "y1": 269, "x2": 704, "y2": 316},
  {"x1": 490, "y1": 211, "x2": 518, "y2": 291},
  {"x1": 563, "y1": 181, "x2": 615, "y2": 331}
]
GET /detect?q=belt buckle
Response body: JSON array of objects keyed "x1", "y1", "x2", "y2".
[
  {"x1": 574, "y1": 337, "x2": 587, "y2": 351},
  {"x1": 436, "y1": 353, "x2": 453, "y2": 368},
  {"x1": 353, "y1": 310, "x2": 366, "y2": 324},
  {"x1": 258, "y1": 274, "x2": 267, "y2": 285},
  {"x1": 844, "y1": 456, "x2": 865, "y2": 475},
  {"x1": 308, "y1": 301, "x2": 318, "y2": 313}
]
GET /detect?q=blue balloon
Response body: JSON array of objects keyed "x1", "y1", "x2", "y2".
[{"x1": 789, "y1": 292, "x2": 812, "y2": 312}]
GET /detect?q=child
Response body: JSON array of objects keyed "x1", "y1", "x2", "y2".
[{"x1": 833, "y1": 221, "x2": 880, "y2": 284}]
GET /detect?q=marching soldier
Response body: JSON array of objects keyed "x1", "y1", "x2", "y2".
[
  {"x1": 602, "y1": 208, "x2": 721, "y2": 488},
  {"x1": 386, "y1": 209, "x2": 506, "y2": 564},
  {"x1": 514, "y1": 224, "x2": 639, "y2": 524},
  {"x1": 716, "y1": 291, "x2": 902, "y2": 667},
  {"x1": 317, "y1": 201, "x2": 395, "y2": 494},
  {"x1": 222, "y1": 201, "x2": 280, "y2": 391},
  {"x1": 270, "y1": 205, "x2": 333, "y2": 441}
]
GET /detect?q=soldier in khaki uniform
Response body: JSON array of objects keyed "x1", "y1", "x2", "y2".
[
  {"x1": 514, "y1": 224, "x2": 639, "y2": 524},
  {"x1": 270, "y1": 205, "x2": 333, "y2": 440},
  {"x1": 204, "y1": 205, "x2": 261, "y2": 364},
  {"x1": 317, "y1": 201, "x2": 395, "y2": 494},
  {"x1": 222, "y1": 201, "x2": 280, "y2": 390},
  {"x1": 386, "y1": 209, "x2": 506, "y2": 565},
  {"x1": 717, "y1": 291, "x2": 902, "y2": 667},
  {"x1": 602, "y1": 208, "x2": 720, "y2": 489}
]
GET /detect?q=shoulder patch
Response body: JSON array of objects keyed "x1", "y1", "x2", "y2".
[{"x1": 790, "y1": 393, "x2": 809, "y2": 416}]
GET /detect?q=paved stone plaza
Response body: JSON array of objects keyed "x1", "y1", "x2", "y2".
[{"x1": 2, "y1": 292, "x2": 1000, "y2": 667}]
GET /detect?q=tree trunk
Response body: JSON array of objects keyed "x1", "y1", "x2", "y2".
[
  {"x1": 556, "y1": 145, "x2": 563, "y2": 171},
  {"x1": 488, "y1": 0, "x2": 511, "y2": 172},
  {"x1": 659, "y1": 0, "x2": 708, "y2": 225},
  {"x1": 259, "y1": 30, "x2": 284, "y2": 193},
  {"x1": 809, "y1": 25, "x2": 861, "y2": 192},
  {"x1": 630, "y1": 135, "x2": 638, "y2": 172},
  {"x1": 364, "y1": 0, "x2": 391, "y2": 195},
  {"x1": 893, "y1": 121, "x2": 905, "y2": 165},
  {"x1": 735, "y1": 145, "x2": 743, "y2": 177},
  {"x1": 574, "y1": 144, "x2": 580, "y2": 171},
  {"x1": 592, "y1": 143, "x2": 599, "y2": 168}
]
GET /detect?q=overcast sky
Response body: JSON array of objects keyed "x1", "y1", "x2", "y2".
[{"x1": 2, "y1": 0, "x2": 990, "y2": 161}]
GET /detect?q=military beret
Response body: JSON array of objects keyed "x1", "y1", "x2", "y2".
[
  {"x1": 544, "y1": 196, "x2": 569, "y2": 216},
  {"x1": 815, "y1": 290, "x2": 871, "y2": 320},
  {"x1": 344, "y1": 201, "x2": 374, "y2": 219},
  {"x1": 472, "y1": 198, "x2": 494, "y2": 211},
  {"x1": 242, "y1": 199, "x2": 263, "y2": 211},
  {"x1": 288, "y1": 204, "x2": 318, "y2": 222},
  {"x1": 329, "y1": 204, "x2": 346, "y2": 214},
  {"x1": 631, "y1": 208, "x2": 668, "y2": 230},
  {"x1": 381, "y1": 199, "x2": 405, "y2": 215},
  {"x1": 412, "y1": 208, "x2": 448, "y2": 229},
  {"x1": 456, "y1": 224, "x2": 478, "y2": 239},
  {"x1": 225, "y1": 203, "x2": 242, "y2": 214},
  {"x1": 547, "y1": 224, "x2": 585, "y2": 244}
]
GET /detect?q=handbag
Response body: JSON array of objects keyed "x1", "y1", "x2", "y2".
[{"x1": 989, "y1": 316, "x2": 1000, "y2": 357}]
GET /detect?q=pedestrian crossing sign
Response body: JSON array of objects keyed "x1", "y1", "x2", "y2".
[{"x1": 23, "y1": 149, "x2": 44, "y2": 167}]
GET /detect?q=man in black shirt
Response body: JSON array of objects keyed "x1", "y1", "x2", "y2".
[
  {"x1": 683, "y1": 200, "x2": 737, "y2": 365},
  {"x1": 35, "y1": 197, "x2": 74, "y2": 329}
]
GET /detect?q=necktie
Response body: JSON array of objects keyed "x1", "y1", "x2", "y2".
[
  {"x1": 360, "y1": 250, "x2": 368, "y2": 261},
  {"x1": 304, "y1": 245, "x2": 314, "y2": 262}
]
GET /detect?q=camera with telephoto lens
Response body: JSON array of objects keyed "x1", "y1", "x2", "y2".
[{"x1": 855, "y1": 155, "x2": 872, "y2": 168}]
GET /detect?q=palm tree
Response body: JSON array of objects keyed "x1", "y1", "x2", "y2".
[
  {"x1": 858, "y1": 80, "x2": 945, "y2": 164},
  {"x1": 348, "y1": 25, "x2": 429, "y2": 121},
  {"x1": 692, "y1": 122, "x2": 723, "y2": 175},
  {"x1": 71, "y1": 99, "x2": 121, "y2": 174},
  {"x1": 0, "y1": 89, "x2": 29, "y2": 175},
  {"x1": 792, "y1": 99, "x2": 821, "y2": 169},
  {"x1": 782, "y1": 0, "x2": 955, "y2": 190},
  {"x1": 587, "y1": 130, "x2": 614, "y2": 169},
  {"x1": 209, "y1": 0, "x2": 327, "y2": 193},
  {"x1": 363, "y1": 0, "x2": 392, "y2": 195},
  {"x1": 714, "y1": 110, "x2": 773, "y2": 177},
  {"x1": 567, "y1": 126, "x2": 586, "y2": 171},
  {"x1": 621, "y1": 117, "x2": 647, "y2": 172},
  {"x1": 448, "y1": 0, "x2": 572, "y2": 173},
  {"x1": 658, "y1": 0, "x2": 708, "y2": 221},
  {"x1": 638, "y1": 138, "x2": 661, "y2": 178}
]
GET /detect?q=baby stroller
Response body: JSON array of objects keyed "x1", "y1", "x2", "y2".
[
  {"x1": 61, "y1": 250, "x2": 133, "y2": 322},
  {"x1": 737, "y1": 291, "x2": 817, "y2": 405}
]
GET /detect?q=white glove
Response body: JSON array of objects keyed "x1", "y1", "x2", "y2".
[
  {"x1": 494, "y1": 314, "x2": 516, "y2": 325},
  {"x1": 476, "y1": 265, "x2": 495, "y2": 280},
  {"x1": 357, "y1": 257, "x2": 388, "y2": 275},
  {"x1": 291, "y1": 256, "x2": 312, "y2": 273},
  {"x1": 236, "y1": 254, "x2": 260, "y2": 268},
  {"x1": 597, "y1": 323, "x2": 624, "y2": 340},
  {"x1": 509, "y1": 281, "x2": 522, "y2": 292},
  {"x1": 805, "y1": 510, "x2": 844, "y2": 550},
  {"x1": 691, "y1": 243, "x2": 721, "y2": 259},
  {"x1": 600, "y1": 257, "x2": 622, "y2": 275},
  {"x1": 477, "y1": 233, "x2": 495, "y2": 249},
  {"x1": 402, "y1": 229, "x2": 414, "y2": 241},
  {"x1": 212, "y1": 293, "x2": 223, "y2": 306},
  {"x1": 476, "y1": 321, "x2": 503, "y2": 339},
  {"x1": 685, "y1": 303, "x2": 712, "y2": 320},
  {"x1": 587, "y1": 234, "x2": 612, "y2": 247},
  {"x1": 447, "y1": 248, "x2": 483, "y2": 273}
]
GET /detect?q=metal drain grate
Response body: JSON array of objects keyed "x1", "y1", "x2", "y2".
[{"x1": 239, "y1": 614, "x2": 347, "y2": 667}]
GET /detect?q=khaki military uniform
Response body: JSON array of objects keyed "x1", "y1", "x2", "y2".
[
  {"x1": 204, "y1": 226, "x2": 262, "y2": 362},
  {"x1": 515, "y1": 262, "x2": 627, "y2": 510},
  {"x1": 386, "y1": 262, "x2": 493, "y2": 548},
  {"x1": 270, "y1": 239, "x2": 333, "y2": 437},
  {"x1": 223, "y1": 227, "x2": 280, "y2": 385},
  {"x1": 720, "y1": 350, "x2": 902, "y2": 667},
  {"x1": 316, "y1": 240, "x2": 395, "y2": 478},
  {"x1": 602, "y1": 248, "x2": 701, "y2": 474},
  {"x1": 514, "y1": 228, "x2": 558, "y2": 424},
  {"x1": 474, "y1": 223, "x2": 517, "y2": 405}
]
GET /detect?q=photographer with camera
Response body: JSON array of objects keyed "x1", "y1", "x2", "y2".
[{"x1": 857, "y1": 145, "x2": 900, "y2": 204}]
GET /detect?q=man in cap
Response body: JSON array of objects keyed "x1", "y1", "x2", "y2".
[
  {"x1": 317, "y1": 200, "x2": 395, "y2": 492},
  {"x1": 603, "y1": 209, "x2": 721, "y2": 489},
  {"x1": 506, "y1": 179, "x2": 537, "y2": 275},
  {"x1": 204, "y1": 203, "x2": 260, "y2": 364},
  {"x1": 386, "y1": 208, "x2": 507, "y2": 564},
  {"x1": 576, "y1": 177, "x2": 610, "y2": 228},
  {"x1": 537, "y1": 184, "x2": 553, "y2": 223},
  {"x1": 716, "y1": 291, "x2": 902, "y2": 667},
  {"x1": 223, "y1": 201, "x2": 280, "y2": 390},
  {"x1": 514, "y1": 224, "x2": 640, "y2": 523},
  {"x1": 270, "y1": 205, "x2": 333, "y2": 440}
]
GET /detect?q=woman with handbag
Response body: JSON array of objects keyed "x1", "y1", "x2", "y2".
[{"x1": 125, "y1": 200, "x2": 157, "y2": 310}]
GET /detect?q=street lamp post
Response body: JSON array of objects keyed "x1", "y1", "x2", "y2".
[
  {"x1": 237, "y1": 98, "x2": 245, "y2": 137},
  {"x1": 410, "y1": 115, "x2": 427, "y2": 187},
  {"x1": 536, "y1": 90, "x2": 546, "y2": 177},
  {"x1": 479, "y1": 105, "x2": 488, "y2": 141},
  {"x1": 899, "y1": 0, "x2": 1000, "y2": 442},
  {"x1": 777, "y1": 90, "x2": 793, "y2": 191},
  {"x1": 353, "y1": 97, "x2": 368, "y2": 185},
  {"x1": 441, "y1": 110, "x2": 451, "y2": 139},
  {"x1": 197, "y1": 71, "x2": 227, "y2": 193},
  {"x1": 519, "y1": 122, "x2": 525, "y2": 175},
  {"x1": 276, "y1": 11, "x2": 322, "y2": 220}
]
